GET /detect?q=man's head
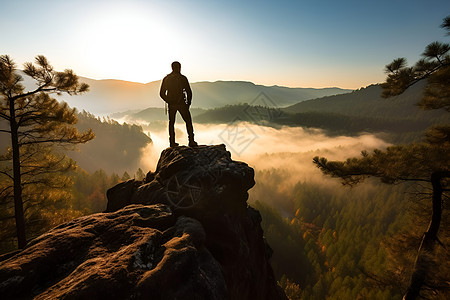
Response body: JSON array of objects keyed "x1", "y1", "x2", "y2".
[{"x1": 171, "y1": 61, "x2": 181, "y2": 73}]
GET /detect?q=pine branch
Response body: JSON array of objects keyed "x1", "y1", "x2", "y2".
[
  {"x1": 16, "y1": 109, "x2": 41, "y2": 126},
  {"x1": 0, "y1": 185, "x2": 13, "y2": 196},
  {"x1": 19, "y1": 137, "x2": 86, "y2": 146},
  {"x1": 396, "y1": 177, "x2": 431, "y2": 183},
  {"x1": 0, "y1": 170, "x2": 13, "y2": 180},
  {"x1": 0, "y1": 111, "x2": 11, "y2": 121},
  {"x1": 19, "y1": 149, "x2": 41, "y2": 165},
  {"x1": 10, "y1": 87, "x2": 57, "y2": 102},
  {"x1": 21, "y1": 164, "x2": 70, "y2": 176}
]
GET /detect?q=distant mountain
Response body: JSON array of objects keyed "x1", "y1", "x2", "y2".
[
  {"x1": 190, "y1": 81, "x2": 351, "y2": 109},
  {"x1": 49, "y1": 76, "x2": 351, "y2": 115},
  {"x1": 57, "y1": 77, "x2": 159, "y2": 116}
]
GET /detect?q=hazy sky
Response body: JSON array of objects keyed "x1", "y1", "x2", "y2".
[{"x1": 2, "y1": 0, "x2": 449, "y2": 89}]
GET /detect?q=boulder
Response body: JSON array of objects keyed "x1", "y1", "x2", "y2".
[
  {"x1": 106, "y1": 144, "x2": 255, "y2": 215},
  {"x1": 0, "y1": 145, "x2": 287, "y2": 300}
]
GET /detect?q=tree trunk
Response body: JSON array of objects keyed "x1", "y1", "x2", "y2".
[
  {"x1": 402, "y1": 171, "x2": 449, "y2": 300},
  {"x1": 9, "y1": 97, "x2": 26, "y2": 249}
]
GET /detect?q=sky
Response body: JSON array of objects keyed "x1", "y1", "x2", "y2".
[{"x1": 2, "y1": 0, "x2": 449, "y2": 89}]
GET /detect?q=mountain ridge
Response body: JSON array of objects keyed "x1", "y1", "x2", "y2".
[
  {"x1": 18, "y1": 70, "x2": 352, "y2": 115},
  {"x1": 51, "y1": 76, "x2": 351, "y2": 115},
  {"x1": 283, "y1": 81, "x2": 448, "y2": 121}
]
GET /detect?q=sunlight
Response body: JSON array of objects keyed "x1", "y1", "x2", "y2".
[{"x1": 78, "y1": 3, "x2": 183, "y2": 83}]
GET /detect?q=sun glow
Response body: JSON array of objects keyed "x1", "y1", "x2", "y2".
[{"x1": 78, "y1": 3, "x2": 184, "y2": 83}]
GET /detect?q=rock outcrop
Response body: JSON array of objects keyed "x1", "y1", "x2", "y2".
[{"x1": 0, "y1": 145, "x2": 287, "y2": 300}]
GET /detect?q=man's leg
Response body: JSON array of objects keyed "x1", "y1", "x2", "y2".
[
  {"x1": 168, "y1": 106, "x2": 178, "y2": 147},
  {"x1": 178, "y1": 105, "x2": 197, "y2": 146}
]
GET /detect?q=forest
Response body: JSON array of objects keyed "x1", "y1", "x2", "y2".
[
  {"x1": 251, "y1": 168, "x2": 414, "y2": 299},
  {"x1": 1, "y1": 16, "x2": 449, "y2": 300},
  {"x1": 68, "y1": 111, "x2": 152, "y2": 173}
]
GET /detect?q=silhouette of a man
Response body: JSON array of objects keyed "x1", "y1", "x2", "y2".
[{"x1": 160, "y1": 61, "x2": 197, "y2": 147}]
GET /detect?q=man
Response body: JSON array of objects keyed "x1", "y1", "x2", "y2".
[{"x1": 159, "y1": 61, "x2": 198, "y2": 147}]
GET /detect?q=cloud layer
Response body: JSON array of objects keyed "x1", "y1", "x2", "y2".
[{"x1": 139, "y1": 122, "x2": 389, "y2": 182}]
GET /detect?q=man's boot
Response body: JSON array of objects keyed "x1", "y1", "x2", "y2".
[{"x1": 188, "y1": 138, "x2": 198, "y2": 147}]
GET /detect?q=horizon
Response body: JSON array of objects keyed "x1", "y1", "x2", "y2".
[
  {"x1": 78, "y1": 75, "x2": 355, "y2": 90},
  {"x1": 2, "y1": 0, "x2": 449, "y2": 90}
]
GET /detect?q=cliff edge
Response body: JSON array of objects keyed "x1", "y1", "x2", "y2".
[{"x1": 0, "y1": 144, "x2": 287, "y2": 300}]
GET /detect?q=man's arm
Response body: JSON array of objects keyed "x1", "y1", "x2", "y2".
[
  {"x1": 184, "y1": 76, "x2": 192, "y2": 105},
  {"x1": 160, "y1": 77, "x2": 168, "y2": 102}
]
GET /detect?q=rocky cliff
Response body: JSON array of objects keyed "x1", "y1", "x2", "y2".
[{"x1": 0, "y1": 144, "x2": 287, "y2": 300}]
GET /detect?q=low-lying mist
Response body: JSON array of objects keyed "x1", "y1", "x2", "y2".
[{"x1": 138, "y1": 121, "x2": 389, "y2": 186}]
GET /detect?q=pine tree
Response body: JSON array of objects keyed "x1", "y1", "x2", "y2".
[
  {"x1": 121, "y1": 171, "x2": 131, "y2": 181},
  {"x1": 313, "y1": 17, "x2": 450, "y2": 300},
  {"x1": 0, "y1": 55, "x2": 94, "y2": 249},
  {"x1": 135, "y1": 168, "x2": 146, "y2": 181}
]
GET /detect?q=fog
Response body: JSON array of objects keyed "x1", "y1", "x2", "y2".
[{"x1": 138, "y1": 122, "x2": 389, "y2": 184}]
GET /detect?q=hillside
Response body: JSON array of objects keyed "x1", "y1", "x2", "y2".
[
  {"x1": 284, "y1": 81, "x2": 446, "y2": 121},
  {"x1": 193, "y1": 82, "x2": 449, "y2": 140},
  {"x1": 111, "y1": 107, "x2": 206, "y2": 123},
  {"x1": 0, "y1": 111, "x2": 152, "y2": 175},
  {"x1": 67, "y1": 112, "x2": 152, "y2": 174}
]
